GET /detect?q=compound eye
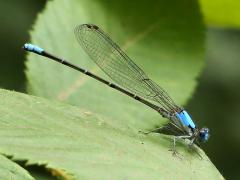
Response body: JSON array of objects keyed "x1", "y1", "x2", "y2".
[{"x1": 199, "y1": 128, "x2": 209, "y2": 142}]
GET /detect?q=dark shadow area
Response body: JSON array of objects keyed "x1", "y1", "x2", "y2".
[
  {"x1": 0, "y1": 0, "x2": 46, "y2": 91},
  {"x1": 18, "y1": 161, "x2": 58, "y2": 180},
  {"x1": 187, "y1": 28, "x2": 240, "y2": 180},
  {"x1": 4, "y1": 155, "x2": 58, "y2": 180}
]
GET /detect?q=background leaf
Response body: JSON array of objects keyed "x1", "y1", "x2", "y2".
[
  {"x1": 200, "y1": 0, "x2": 240, "y2": 28},
  {"x1": 26, "y1": 0, "x2": 205, "y2": 132},
  {"x1": 0, "y1": 89, "x2": 223, "y2": 179}
]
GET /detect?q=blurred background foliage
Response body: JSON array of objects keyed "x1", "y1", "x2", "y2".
[{"x1": 0, "y1": 0, "x2": 239, "y2": 179}]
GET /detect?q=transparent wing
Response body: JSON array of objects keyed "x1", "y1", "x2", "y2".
[
  {"x1": 74, "y1": 24, "x2": 181, "y2": 112},
  {"x1": 157, "y1": 123, "x2": 186, "y2": 136}
]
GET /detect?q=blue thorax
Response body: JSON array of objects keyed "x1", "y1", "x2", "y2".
[{"x1": 176, "y1": 110, "x2": 196, "y2": 129}]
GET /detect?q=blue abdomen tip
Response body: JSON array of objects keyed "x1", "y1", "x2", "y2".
[{"x1": 23, "y1": 43, "x2": 44, "y2": 54}]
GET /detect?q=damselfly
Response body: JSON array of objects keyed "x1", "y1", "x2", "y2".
[{"x1": 23, "y1": 24, "x2": 209, "y2": 154}]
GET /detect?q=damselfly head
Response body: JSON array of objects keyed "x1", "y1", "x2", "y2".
[{"x1": 198, "y1": 127, "x2": 209, "y2": 142}]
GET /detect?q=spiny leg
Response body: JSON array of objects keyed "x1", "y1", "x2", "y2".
[
  {"x1": 170, "y1": 135, "x2": 191, "y2": 156},
  {"x1": 188, "y1": 138, "x2": 195, "y2": 148},
  {"x1": 187, "y1": 138, "x2": 203, "y2": 159}
]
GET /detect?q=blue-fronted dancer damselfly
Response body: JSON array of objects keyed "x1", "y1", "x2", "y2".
[{"x1": 23, "y1": 24, "x2": 209, "y2": 154}]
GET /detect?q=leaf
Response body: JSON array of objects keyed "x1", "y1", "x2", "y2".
[
  {"x1": 26, "y1": 0, "x2": 205, "y2": 131},
  {"x1": 0, "y1": 154, "x2": 34, "y2": 180},
  {"x1": 200, "y1": 0, "x2": 240, "y2": 28},
  {"x1": 17, "y1": 0, "x2": 222, "y2": 179},
  {"x1": 0, "y1": 89, "x2": 223, "y2": 179}
]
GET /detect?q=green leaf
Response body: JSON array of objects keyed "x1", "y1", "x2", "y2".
[
  {"x1": 0, "y1": 154, "x2": 34, "y2": 180},
  {"x1": 16, "y1": 0, "x2": 222, "y2": 179},
  {"x1": 200, "y1": 0, "x2": 240, "y2": 28},
  {"x1": 26, "y1": 0, "x2": 205, "y2": 131},
  {"x1": 0, "y1": 89, "x2": 223, "y2": 179}
]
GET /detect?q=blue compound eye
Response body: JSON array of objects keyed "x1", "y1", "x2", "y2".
[{"x1": 199, "y1": 128, "x2": 210, "y2": 142}]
